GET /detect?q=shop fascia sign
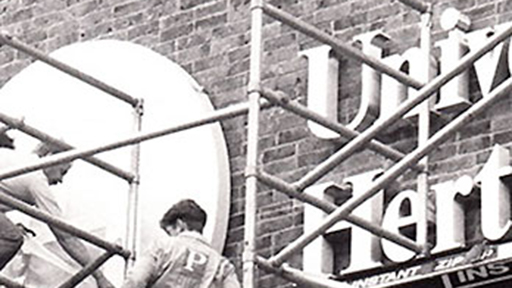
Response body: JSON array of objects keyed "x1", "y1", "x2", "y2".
[
  {"x1": 301, "y1": 8, "x2": 512, "y2": 278},
  {"x1": 304, "y1": 145, "x2": 512, "y2": 273},
  {"x1": 305, "y1": 144, "x2": 512, "y2": 276}
]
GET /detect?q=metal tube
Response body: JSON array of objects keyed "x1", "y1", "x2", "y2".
[
  {"x1": 260, "y1": 87, "x2": 425, "y2": 172},
  {"x1": 125, "y1": 99, "x2": 143, "y2": 272},
  {"x1": 0, "y1": 186, "x2": 130, "y2": 258},
  {"x1": 416, "y1": 10, "x2": 433, "y2": 251},
  {"x1": 58, "y1": 251, "x2": 115, "y2": 288},
  {"x1": 0, "y1": 111, "x2": 134, "y2": 182},
  {"x1": 0, "y1": 33, "x2": 138, "y2": 107},
  {"x1": 261, "y1": 3, "x2": 424, "y2": 90},
  {"x1": 255, "y1": 256, "x2": 351, "y2": 288},
  {"x1": 0, "y1": 275, "x2": 25, "y2": 288},
  {"x1": 256, "y1": 170, "x2": 423, "y2": 253},
  {"x1": 268, "y1": 77, "x2": 512, "y2": 267},
  {"x1": 244, "y1": 1, "x2": 264, "y2": 288},
  {"x1": 295, "y1": 22, "x2": 512, "y2": 191},
  {"x1": 397, "y1": 0, "x2": 430, "y2": 13},
  {"x1": 0, "y1": 100, "x2": 272, "y2": 182}
]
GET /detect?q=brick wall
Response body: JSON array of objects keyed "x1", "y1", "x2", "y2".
[{"x1": 1, "y1": 0, "x2": 512, "y2": 287}]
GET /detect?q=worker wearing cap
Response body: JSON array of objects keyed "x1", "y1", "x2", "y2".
[{"x1": 122, "y1": 199, "x2": 240, "y2": 288}]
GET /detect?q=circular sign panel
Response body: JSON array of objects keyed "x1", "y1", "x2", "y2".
[{"x1": 0, "y1": 40, "x2": 231, "y2": 286}]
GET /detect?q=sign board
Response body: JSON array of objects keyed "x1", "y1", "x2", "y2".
[
  {"x1": 0, "y1": 40, "x2": 231, "y2": 287},
  {"x1": 344, "y1": 244, "x2": 512, "y2": 288},
  {"x1": 301, "y1": 7, "x2": 512, "y2": 288}
]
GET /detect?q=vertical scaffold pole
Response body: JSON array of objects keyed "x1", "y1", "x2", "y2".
[
  {"x1": 244, "y1": 1, "x2": 264, "y2": 288},
  {"x1": 125, "y1": 99, "x2": 144, "y2": 272},
  {"x1": 417, "y1": 5, "x2": 433, "y2": 252}
]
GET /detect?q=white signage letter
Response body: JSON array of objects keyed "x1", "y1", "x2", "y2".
[
  {"x1": 304, "y1": 182, "x2": 336, "y2": 274},
  {"x1": 380, "y1": 54, "x2": 408, "y2": 120},
  {"x1": 304, "y1": 169, "x2": 384, "y2": 274},
  {"x1": 300, "y1": 46, "x2": 340, "y2": 139},
  {"x1": 403, "y1": 47, "x2": 437, "y2": 118},
  {"x1": 326, "y1": 169, "x2": 384, "y2": 272},
  {"x1": 435, "y1": 31, "x2": 471, "y2": 112},
  {"x1": 431, "y1": 175, "x2": 473, "y2": 254},
  {"x1": 382, "y1": 190, "x2": 418, "y2": 262},
  {"x1": 467, "y1": 25, "x2": 510, "y2": 97},
  {"x1": 476, "y1": 144, "x2": 512, "y2": 240},
  {"x1": 348, "y1": 31, "x2": 389, "y2": 131},
  {"x1": 435, "y1": 8, "x2": 471, "y2": 113}
]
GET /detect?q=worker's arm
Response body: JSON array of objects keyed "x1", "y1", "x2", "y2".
[
  {"x1": 219, "y1": 259, "x2": 241, "y2": 288},
  {"x1": 31, "y1": 178, "x2": 114, "y2": 288},
  {"x1": 50, "y1": 228, "x2": 115, "y2": 288},
  {"x1": 121, "y1": 240, "x2": 162, "y2": 288}
]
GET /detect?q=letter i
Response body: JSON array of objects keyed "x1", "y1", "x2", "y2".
[{"x1": 457, "y1": 271, "x2": 467, "y2": 283}]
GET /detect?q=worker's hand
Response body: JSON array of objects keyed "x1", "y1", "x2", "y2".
[{"x1": 95, "y1": 273, "x2": 116, "y2": 288}]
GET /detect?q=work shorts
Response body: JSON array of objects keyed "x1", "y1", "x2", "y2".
[{"x1": 0, "y1": 213, "x2": 24, "y2": 270}]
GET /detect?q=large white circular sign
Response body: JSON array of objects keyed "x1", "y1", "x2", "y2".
[{"x1": 0, "y1": 40, "x2": 231, "y2": 286}]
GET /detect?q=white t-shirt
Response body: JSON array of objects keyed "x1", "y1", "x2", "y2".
[{"x1": 0, "y1": 148, "x2": 62, "y2": 218}]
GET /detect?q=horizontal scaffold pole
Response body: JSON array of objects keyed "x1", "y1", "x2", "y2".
[
  {"x1": 294, "y1": 21, "x2": 512, "y2": 191},
  {"x1": 259, "y1": 87, "x2": 425, "y2": 172},
  {"x1": 0, "y1": 111, "x2": 134, "y2": 182},
  {"x1": 260, "y1": 3, "x2": 424, "y2": 90},
  {"x1": 397, "y1": 0, "x2": 431, "y2": 14},
  {"x1": 0, "y1": 100, "x2": 272, "y2": 181},
  {"x1": 256, "y1": 170, "x2": 423, "y2": 253},
  {"x1": 0, "y1": 186, "x2": 130, "y2": 258},
  {"x1": 0, "y1": 33, "x2": 139, "y2": 107},
  {"x1": 268, "y1": 77, "x2": 512, "y2": 267},
  {"x1": 255, "y1": 256, "x2": 351, "y2": 288},
  {"x1": 0, "y1": 275, "x2": 25, "y2": 288},
  {"x1": 58, "y1": 251, "x2": 115, "y2": 288}
]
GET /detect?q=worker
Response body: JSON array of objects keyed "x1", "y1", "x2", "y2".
[{"x1": 122, "y1": 199, "x2": 240, "y2": 288}]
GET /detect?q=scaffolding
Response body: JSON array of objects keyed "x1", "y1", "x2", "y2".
[
  {"x1": 245, "y1": 0, "x2": 512, "y2": 288},
  {"x1": 0, "y1": 0, "x2": 510, "y2": 288}
]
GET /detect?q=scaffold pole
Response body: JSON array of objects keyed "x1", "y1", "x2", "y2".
[
  {"x1": 398, "y1": 0, "x2": 430, "y2": 13},
  {"x1": 260, "y1": 88, "x2": 425, "y2": 172},
  {"x1": 255, "y1": 256, "x2": 351, "y2": 288},
  {"x1": 256, "y1": 170, "x2": 423, "y2": 253},
  {"x1": 416, "y1": 4, "x2": 433, "y2": 252},
  {"x1": 0, "y1": 33, "x2": 139, "y2": 107},
  {"x1": 0, "y1": 185, "x2": 130, "y2": 258},
  {"x1": 58, "y1": 251, "x2": 115, "y2": 288},
  {"x1": 0, "y1": 100, "x2": 272, "y2": 182},
  {"x1": 243, "y1": 1, "x2": 264, "y2": 288},
  {"x1": 0, "y1": 111, "x2": 134, "y2": 182},
  {"x1": 125, "y1": 99, "x2": 143, "y2": 272},
  {"x1": 261, "y1": 3, "x2": 425, "y2": 89}
]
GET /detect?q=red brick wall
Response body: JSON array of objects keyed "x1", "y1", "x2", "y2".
[{"x1": 1, "y1": 0, "x2": 512, "y2": 287}]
